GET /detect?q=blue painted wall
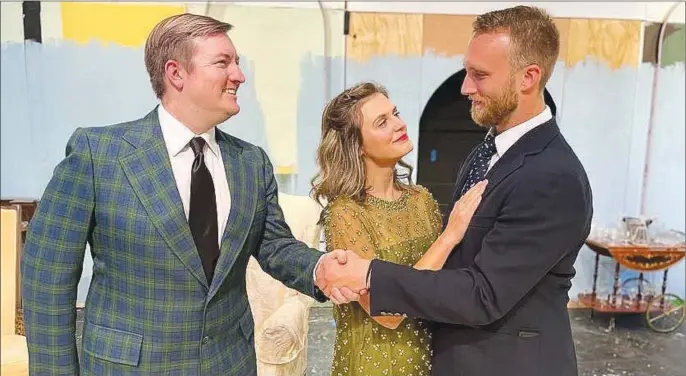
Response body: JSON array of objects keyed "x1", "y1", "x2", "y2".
[{"x1": 2, "y1": 38, "x2": 684, "y2": 305}]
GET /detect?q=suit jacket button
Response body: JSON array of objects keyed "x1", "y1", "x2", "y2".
[{"x1": 202, "y1": 336, "x2": 210, "y2": 344}]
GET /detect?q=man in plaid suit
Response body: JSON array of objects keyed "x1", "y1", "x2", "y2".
[{"x1": 21, "y1": 13, "x2": 358, "y2": 375}]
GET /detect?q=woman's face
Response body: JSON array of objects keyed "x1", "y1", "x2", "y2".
[{"x1": 358, "y1": 93, "x2": 413, "y2": 166}]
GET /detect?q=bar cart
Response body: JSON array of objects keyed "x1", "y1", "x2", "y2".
[{"x1": 577, "y1": 221, "x2": 685, "y2": 333}]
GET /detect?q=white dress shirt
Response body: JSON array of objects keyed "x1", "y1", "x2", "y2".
[
  {"x1": 486, "y1": 106, "x2": 553, "y2": 172},
  {"x1": 158, "y1": 104, "x2": 231, "y2": 246}
]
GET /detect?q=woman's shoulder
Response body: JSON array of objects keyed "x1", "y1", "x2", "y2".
[
  {"x1": 411, "y1": 184, "x2": 431, "y2": 195},
  {"x1": 406, "y1": 184, "x2": 437, "y2": 203},
  {"x1": 323, "y1": 195, "x2": 366, "y2": 219},
  {"x1": 405, "y1": 185, "x2": 441, "y2": 214},
  {"x1": 326, "y1": 195, "x2": 361, "y2": 209}
]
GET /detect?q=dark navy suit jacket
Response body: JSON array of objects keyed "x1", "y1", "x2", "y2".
[{"x1": 369, "y1": 119, "x2": 593, "y2": 376}]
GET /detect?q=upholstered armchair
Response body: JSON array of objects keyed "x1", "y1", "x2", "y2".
[
  {"x1": 246, "y1": 193, "x2": 324, "y2": 376},
  {"x1": 1, "y1": 206, "x2": 29, "y2": 375}
]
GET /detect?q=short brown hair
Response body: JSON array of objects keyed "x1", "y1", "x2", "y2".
[
  {"x1": 473, "y1": 6, "x2": 559, "y2": 89},
  {"x1": 144, "y1": 13, "x2": 233, "y2": 99},
  {"x1": 311, "y1": 82, "x2": 414, "y2": 207}
]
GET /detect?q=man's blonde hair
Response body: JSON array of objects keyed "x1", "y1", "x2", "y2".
[
  {"x1": 473, "y1": 6, "x2": 560, "y2": 89},
  {"x1": 144, "y1": 13, "x2": 233, "y2": 99}
]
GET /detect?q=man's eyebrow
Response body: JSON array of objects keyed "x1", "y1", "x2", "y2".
[{"x1": 214, "y1": 53, "x2": 236, "y2": 61}]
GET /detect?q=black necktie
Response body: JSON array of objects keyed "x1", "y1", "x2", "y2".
[
  {"x1": 188, "y1": 137, "x2": 220, "y2": 285},
  {"x1": 460, "y1": 132, "x2": 497, "y2": 196}
]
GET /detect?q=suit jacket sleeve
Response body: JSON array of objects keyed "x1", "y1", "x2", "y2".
[
  {"x1": 369, "y1": 171, "x2": 591, "y2": 326},
  {"x1": 253, "y1": 147, "x2": 327, "y2": 302},
  {"x1": 21, "y1": 128, "x2": 94, "y2": 375}
]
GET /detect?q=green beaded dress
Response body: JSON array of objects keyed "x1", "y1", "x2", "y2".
[{"x1": 323, "y1": 185, "x2": 443, "y2": 376}]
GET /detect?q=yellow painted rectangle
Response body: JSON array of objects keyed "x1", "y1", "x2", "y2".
[
  {"x1": 275, "y1": 165, "x2": 297, "y2": 175},
  {"x1": 61, "y1": 2, "x2": 185, "y2": 47}
]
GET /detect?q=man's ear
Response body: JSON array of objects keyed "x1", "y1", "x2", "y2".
[
  {"x1": 521, "y1": 64, "x2": 542, "y2": 93},
  {"x1": 164, "y1": 60, "x2": 185, "y2": 91}
]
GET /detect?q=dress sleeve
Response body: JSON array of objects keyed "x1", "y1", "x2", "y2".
[{"x1": 323, "y1": 198, "x2": 376, "y2": 260}]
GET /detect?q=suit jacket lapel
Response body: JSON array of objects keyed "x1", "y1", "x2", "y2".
[
  {"x1": 482, "y1": 119, "x2": 560, "y2": 198},
  {"x1": 208, "y1": 130, "x2": 257, "y2": 299},
  {"x1": 119, "y1": 108, "x2": 209, "y2": 290}
]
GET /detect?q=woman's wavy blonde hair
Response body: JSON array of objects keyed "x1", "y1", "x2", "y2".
[{"x1": 310, "y1": 81, "x2": 415, "y2": 207}]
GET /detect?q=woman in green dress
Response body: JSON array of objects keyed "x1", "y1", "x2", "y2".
[{"x1": 311, "y1": 82, "x2": 487, "y2": 376}]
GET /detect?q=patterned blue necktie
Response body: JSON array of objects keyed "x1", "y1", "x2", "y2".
[{"x1": 460, "y1": 132, "x2": 497, "y2": 196}]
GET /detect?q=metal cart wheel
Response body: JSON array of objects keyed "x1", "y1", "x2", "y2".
[
  {"x1": 621, "y1": 276, "x2": 655, "y2": 295},
  {"x1": 645, "y1": 293, "x2": 685, "y2": 333}
]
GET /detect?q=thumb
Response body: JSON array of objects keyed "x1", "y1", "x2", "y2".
[{"x1": 334, "y1": 249, "x2": 348, "y2": 264}]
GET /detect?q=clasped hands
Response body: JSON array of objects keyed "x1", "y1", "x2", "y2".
[{"x1": 315, "y1": 250, "x2": 370, "y2": 305}]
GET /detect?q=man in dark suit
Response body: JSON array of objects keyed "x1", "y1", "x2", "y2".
[
  {"x1": 21, "y1": 13, "x2": 356, "y2": 375},
  {"x1": 317, "y1": 6, "x2": 593, "y2": 376}
]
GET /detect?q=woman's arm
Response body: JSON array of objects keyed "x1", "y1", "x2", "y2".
[
  {"x1": 413, "y1": 181, "x2": 486, "y2": 271},
  {"x1": 356, "y1": 230, "x2": 454, "y2": 328},
  {"x1": 330, "y1": 182, "x2": 487, "y2": 329}
]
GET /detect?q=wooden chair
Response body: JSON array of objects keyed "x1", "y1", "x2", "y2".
[{"x1": 1, "y1": 206, "x2": 29, "y2": 376}]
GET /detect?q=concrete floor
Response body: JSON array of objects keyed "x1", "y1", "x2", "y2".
[
  {"x1": 306, "y1": 306, "x2": 686, "y2": 376},
  {"x1": 73, "y1": 306, "x2": 685, "y2": 375}
]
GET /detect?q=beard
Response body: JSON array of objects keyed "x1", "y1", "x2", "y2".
[{"x1": 469, "y1": 76, "x2": 518, "y2": 128}]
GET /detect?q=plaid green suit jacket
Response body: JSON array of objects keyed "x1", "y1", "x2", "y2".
[{"x1": 21, "y1": 108, "x2": 327, "y2": 375}]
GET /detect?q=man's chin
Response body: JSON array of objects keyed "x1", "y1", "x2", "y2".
[
  {"x1": 212, "y1": 107, "x2": 239, "y2": 125},
  {"x1": 470, "y1": 110, "x2": 490, "y2": 128},
  {"x1": 223, "y1": 105, "x2": 240, "y2": 118}
]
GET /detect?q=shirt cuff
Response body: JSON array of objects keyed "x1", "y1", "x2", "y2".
[
  {"x1": 313, "y1": 253, "x2": 326, "y2": 283},
  {"x1": 366, "y1": 259, "x2": 374, "y2": 290}
]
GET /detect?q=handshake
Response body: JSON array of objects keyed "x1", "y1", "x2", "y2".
[{"x1": 314, "y1": 249, "x2": 372, "y2": 305}]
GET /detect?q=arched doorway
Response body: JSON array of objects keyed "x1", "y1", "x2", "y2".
[{"x1": 416, "y1": 69, "x2": 557, "y2": 213}]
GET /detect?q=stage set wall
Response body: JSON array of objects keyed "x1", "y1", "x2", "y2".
[{"x1": 1, "y1": 1, "x2": 683, "y2": 306}]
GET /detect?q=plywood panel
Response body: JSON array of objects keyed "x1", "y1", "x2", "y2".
[
  {"x1": 348, "y1": 2, "x2": 666, "y2": 23},
  {"x1": 347, "y1": 12, "x2": 423, "y2": 62},
  {"x1": 422, "y1": 14, "x2": 570, "y2": 62},
  {"x1": 566, "y1": 19, "x2": 642, "y2": 69},
  {"x1": 422, "y1": 14, "x2": 475, "y2": 57},
  {"x1": 554, "y1": 18, "x2": 571, "y2": 63}
]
